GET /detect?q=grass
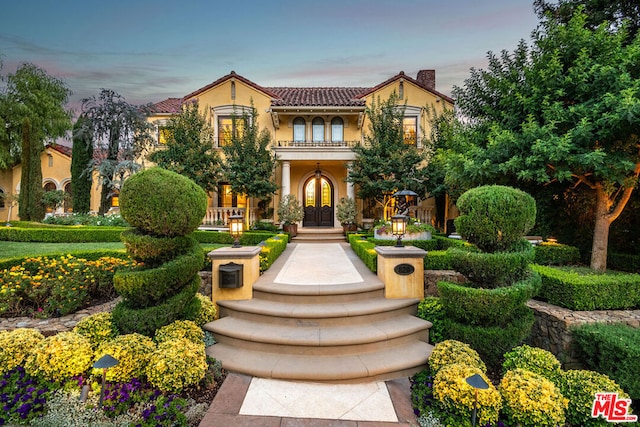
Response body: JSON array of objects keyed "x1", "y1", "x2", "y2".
[{"x1": 0, "y1": 241, "x2": 127, "y2": 260}]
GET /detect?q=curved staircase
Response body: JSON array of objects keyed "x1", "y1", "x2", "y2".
[{"x1": 204, "y1": 244, "x2": 433, "y2": 383}]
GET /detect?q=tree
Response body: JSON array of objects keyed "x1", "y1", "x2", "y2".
[
  {"x1": 347, "y1": 92, "x2": 430, "y2": 218},
  {"x1": 81, "y1": 89, "x2": 154, "y2": 215},
  {"x1": 148, "y1": 100, "x2": 221, "y2": 193},
  {"x1": 71, "y1": 115, "x2": 94, "y2": 214},
  {"x1": 3, "y1": 63, "x2": 72, "y2": 220},
  {"x1": 449, "y1": 10, "x2": 640, "y2": 271},
  {"x1": 222, "y1": 105, "x2": 278, "y2": 212}
]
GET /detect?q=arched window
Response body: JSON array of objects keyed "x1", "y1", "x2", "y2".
[
  {"x1": 331, "y1": 117, "x2": 344, "y2": 142},
  {"x1": 293, "y1": 117, "x2": 305, "y2": 142},
  {"x1": 43, "y1": 181, "x2": 56, "y2": 192},
  {"x1": 312, "y1": 117, "x2": 324, "y2": 142},
  {"x1": 64, "y1": 182, "x2": 72, "y2": 212}
]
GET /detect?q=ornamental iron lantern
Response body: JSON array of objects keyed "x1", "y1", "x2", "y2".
[
  {"x1": 391, "y1": 214, "x2": 407, "y2": 247},
  {"x1": 229, "y1": 214, "x2": 244, "y2": 248}
]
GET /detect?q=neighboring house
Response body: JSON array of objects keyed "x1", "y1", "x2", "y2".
[
  {"x1": 148, "y1": 69, "x2": 454, "y2": 228},
  {"x1": 0, "y1": 144, "x2": 80, "y2": 222}
]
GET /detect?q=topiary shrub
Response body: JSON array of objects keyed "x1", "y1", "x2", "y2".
[
  {"x1": 25, "y1": 331, "x2": 93, "y2": 382},
  {"x1": 432, "y1": 363, "x2": 502, "y2": 427},
  {"x1": 454, "y1": 185, "x2": 536, "y2": 253},
  {"x1": 0, "y1": 328, "x2": 44, "y2": 375},
  {"x1": 502, "y1": 344, "x2": 562, "y2": 385},
  {"x1": 146, "y1": 338, "x2": 207, "y2": 393},
  {"x1": 183, "y1": 293, "x2": 217, "y2": 327},
  {"x1": 428, "y1": 339, "x2": 486, "y2": 376},
  {"x1": 92, "y1": 333, "x2": 156, "y2": 383},
  {"x1": 73, "y1": 312, "x2": 119, "y2": 350},
  {"x1": 499, "y1": 368, "x2": 568, "y2": 427},
  {"x1": 119, "y1": 167, "x2": 207, "y2": 237},
  {"x1": 559, "y1": 369, "x2": 632, "y2": 427}
]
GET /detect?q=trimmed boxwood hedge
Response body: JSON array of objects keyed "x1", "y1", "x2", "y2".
[
  {"x1": 533, "y1": 242, "x2": 580, "y2": 266},
  {"x1": 348, "y1": 234, "x2": 377, "y2": 272},
  {"x1": 0, "y1": 226, "x2": 127, "y2": 242},
  {"x1": 531, "y1": 264, "x2": 640, "y2": 310},
  {"x1": 121, "y1": 229, "x2": 194, "y2": 266},
  {"x1": 259, "y1": 235, "x2": 288, "y2": 271},
  {"x1": 572, "y1": 322, "x2": 640, "y2": 400},
  {"x1": 437, "y1": 272, "x2": 541, "y2": 326},
  {"x1": 424, "y1": 250, "x2": 454, "y2": 270},
  {"x1": 0, "y1": 249, "x2": 129, "y2": 271},
  {"x1": 111, "y1": 275, "x2": 200, "y2": 336}
]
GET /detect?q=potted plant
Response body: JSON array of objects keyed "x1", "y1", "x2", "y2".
[
  {"x1": 277, "y1": 194, "x2": 303, "y2": 237},
  {"x1": 336, "y1": 196, "x2": 358, "y2": 233}
]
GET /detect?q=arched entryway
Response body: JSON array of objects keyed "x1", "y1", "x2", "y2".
[{"x1": 303, "y1": 175, "x2": 334, "y2": 227}]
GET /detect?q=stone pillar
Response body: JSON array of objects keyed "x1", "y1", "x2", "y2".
[
  {"x1": 208, "y1": 246, "x2": 262, "y2": 315},
  {"x1": 375, "y1": 246, "x2": 426, "y2": 299},
  {"x1": 282, "y1": 161, "x2": 291, "y2": 196}
]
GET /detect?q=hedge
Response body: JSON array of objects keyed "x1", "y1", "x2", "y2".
[
  {"x1": 447, "y1": 244, "x2": 534, "y2": 287},
  {"x1": 533, "y1": 242, "x2": 580, "y2": 266},
  {"x1": 608, "y1": 252, "x2": 640, "y2": 273},
  {"x1": 0, "y1": 226, "x2": 128, "y2": 242},
  {"x1": 259, "y1": 235, "x2": 288, "y2": 271},
  {"x1": 0, "y1": 249, "x2": 129, "y2": 271},
  {"x1": 572, "y1": 322, "x2": 640, "y2": 400},
  {"x1": 348, "y1": 234, "x2": 377, "y2": 272},
  {"x1": 424, "y1": 250, "x2": 454, "y2": 270},
  {"x1": 531, "y1": 264, "x2": 640, "y2": 310}
]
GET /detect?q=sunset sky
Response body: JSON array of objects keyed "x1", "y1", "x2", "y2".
[{"x1": 0, "y1": 0, "x2": 540, "y2": 112}]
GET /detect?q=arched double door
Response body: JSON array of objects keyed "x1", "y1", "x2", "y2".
[{"x1": 303, "y1": 175, "x2": 334, "y2": 227}]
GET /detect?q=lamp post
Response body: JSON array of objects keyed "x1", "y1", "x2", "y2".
[
  {"x1": 391, "y1": 214, "x2": 407, "y2": 247},
  {"x1": 466, "y1": 373, "x2": 489, "y2": 427},
  {"x1": 93, "y1": 354, "x2": 119, "y2": 408},
  {"x1": 229, "y1": 214, "x2": 244, "y2": 248}
]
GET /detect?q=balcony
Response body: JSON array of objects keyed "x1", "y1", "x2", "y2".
[{"x1": 275, "y1": 140, "x2": 360, "y2": 148}]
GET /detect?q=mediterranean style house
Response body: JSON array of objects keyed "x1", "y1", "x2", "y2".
[
  {"x1": 1, "y1": 69, "x2": 455, "y2": 228},
  {"x1": 147, "y1": 69, "x2": 454, "y2": 229}
]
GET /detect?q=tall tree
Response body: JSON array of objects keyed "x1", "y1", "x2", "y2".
[
  {"x1": 3, "y1": 63, "x2": 72, "y2": 219},
  {"x1": 71, "y1": 115, "x2": 94, "y2": 214},
  {"x1": 149, "y1": 100, "x2": 221, "y2": 193},
  {"x1": 347, "y1": 92, "x2": 430, "y2": 218},
  {"x1": 81, "y1": 89, "x2": 154, "y2": 215},
  {"x1": 449, "y1": 10, "x2": 640, "y2": 271},
  {"x1": 222, "y1": 106, "x2": 278, "y2": 209}
]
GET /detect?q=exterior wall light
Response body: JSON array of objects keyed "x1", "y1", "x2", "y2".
[
  {"x1": 391, "y1": 214, "x2": 407, "y2": 247},
  {"x1": 229, "y1": 214, "x2": 244, "y2": 248}
]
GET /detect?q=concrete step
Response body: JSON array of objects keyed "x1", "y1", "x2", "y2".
[{"x1": 293, "y1": 227, "x2": 346, "y2": 243}]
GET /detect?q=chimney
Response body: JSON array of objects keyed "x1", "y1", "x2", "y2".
[{"x1": 416, "y1": 70, "x2": 436, "y2": 90}]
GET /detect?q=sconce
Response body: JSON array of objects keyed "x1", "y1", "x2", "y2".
[
  {"x1": 229, "y1": 214, "x2": 244, "y2": 248},
  {"x1": 391, "y1": 214, "x2": 407, "y2": 248}
]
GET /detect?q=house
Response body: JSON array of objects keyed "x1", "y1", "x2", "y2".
[
  {"x1": 147, "y1": 69, "x2": 454, "y2": 229},
  {"x1": 0, "y1": 143, "x2": 78, "y2": 221}
]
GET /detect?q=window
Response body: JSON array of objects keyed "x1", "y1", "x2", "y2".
[
  {"x1": 111, "y1": 189, "x2": 119, "y2": 208},
  {"x1": 293, "y1": 117, "x2": 305, "y2": 142},
  {"x1": 48, "y1": 154, "x2": 53, "y2": 167},
  {"x1": 312, "y1": 118, "x2": 324, "y2": 142},
  {"x1": 403, "y1": 117, "x2": 417, "y2": 145},
  {"x1": 231, "y1": 82, "x2": 236, "y2": 100},
  {"x1": 158, "y1": 126, "x2": 172, "y2": 145},
  {"x1": 64, "y1": 182, "x2": 72, "y2": 212},
  {"x1": 0, "y1": 189, "x2": 5, "y2": 208},
  {"x1": 218, "y1": 183, "x2": 247, "y2": 208},
  {"x1": 399, "y1": 82, "x2": 404, "y2": 100},
  {"x1": 218, "y1": 116, "x2": 245, "y2": 147},
  {"x1": 331, "y1": 117, "x2": 344, "y2": 142}
]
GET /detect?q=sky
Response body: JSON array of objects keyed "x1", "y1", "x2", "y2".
[{"x1": 0, "y1": 0, "x2": 541, "y2": 113}]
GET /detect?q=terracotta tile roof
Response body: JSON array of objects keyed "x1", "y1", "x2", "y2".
[
  {"x1": 184, "y1": 71, "x2": 280, "y2": 101},
  {"x1": 357, "y1": 71, "x2": 454, "y2": 104},
  {"x1": 47, "y1": 143, "x2": 72, "y2": 157},
  {"x1": 150, "y1": 97, "x2": 183, "y2": 114},
  {"x1": 267, "y1": 87, "x2": 369, "y2": 107}
]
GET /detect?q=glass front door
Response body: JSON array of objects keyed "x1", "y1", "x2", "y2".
[{"x1": 303, "y1": 176, "x2": 333, "y2": 227}]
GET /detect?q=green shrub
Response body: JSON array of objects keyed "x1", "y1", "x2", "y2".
[
  {"x1": 437, "y1": 273, "x2": 540, "y2": 326},
  {"x1": 154, "y1": 320, "x2": 204, "y2": 345},
  {"x1": 559, "y1": 369, "x2": 631, "y2": 427},
  {"x1": 572, "y1": 322, "x2": 640, "y2": 400},
  {"x1": 447, "y1": 243, "x2": 534, "y2": 287},
  {"x1": 432, "y1": 235, "x2": 469, "y2": 250},
  {"x1": 532, "y1": 264, "x2": 640, "y2": 310},
  {"x1": 0, "y1": 328, "x2": 44, "y2": 375},
  {"x1": 146, "y1": 338, "x2": 207, "y2": 393},
  {"x1": 432, "y1": 364, "x2": 502, "y2": 427},
  {"x1": 259, "y1": 234, "x2": 288, "y2": 271},
  {"x1": 112, "y1": 275, "x2": 200, "y2": 336},
  {"x1": 424, "y1": 250, "x2": 454, "y2": 270},
  {"x1": 0, "y1": 226, "x2": 127, "y2": 242},
  {"x1": 454, "y1": 185, "x2": 536, "y2": 253},
  {"x1": 348, "y1": 234, "x2": 377, "y2": 272},
  {"x1": 417, "y1": 297, "x2": 445, "y2": 344},
  {"x1": 499, "y1": 368, "x2": 568, "y2": 427},
  {"x1": 428, "y1": 339, "x2": 486, "y2": 375},
  {"x1": 93, "y1": 333, "x2": 156, "y2": 383},
  {"x1": 119, "y1": 167, "x2": 207, "y2": 237},
  {"x1": 120, "y1": 229, "x2": 194, "y2": 265},
  {"x1": 443, "y1": 306, "x2": 535, "y2": 369},
  {"x1": 191, "y1": 230, "x2": 234, "y2": 244},
  {"x1": 502, "y1": 344, "x2": 562, "y2": 384},
  {"x1": 25, "y1": 331, "x2": 93, "y2": 382},
  {"x1": 183, "y1": 293, "x2": 217, "y2": 326},
  {"x1": 43, "y1": 213, "x2": 130, "y2": 227},
  {"x1": 534, "y1": 241, "x2": 580, "y2": 265},
  {"x1": 73, "y1": 312, "x2": 119, "y2": 349},
  {"x1": 608, "y1": 252, "x2": 640, "y2": 273}
]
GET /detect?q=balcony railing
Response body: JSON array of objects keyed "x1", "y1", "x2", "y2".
[
  {"x1": 201, "y1": 207, "x2": 258, "y2": 226},
  {"x1": 275, "y1": 140, "x2": 361, "y2": 148}
]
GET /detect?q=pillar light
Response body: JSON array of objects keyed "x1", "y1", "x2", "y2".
[
  {"x1": 391, "y1": 214, "x2": 407, "y2": 247},
  {"x1": 229, "y1": 214, "x2": 244, "y2": 248}
]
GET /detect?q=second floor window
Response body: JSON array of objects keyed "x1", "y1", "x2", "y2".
[
  {"x1": 331, "y1": 117, "x2": 344, "y2": 142},
  {"x1": 403, "y1": 117, "x2": 417, "y2": 145},
  {"x1": 218, "y1": 116, "x2": 245, "y2": 146},
  {"x1": 312, "y1": 118, "x2": 325, "y2": 142},
  {"x1": 218, "y1": 183, "x2": 247, "y2": 208},
  {"x1": 293, "y1": 117, "x2": 305, "y2": 142},
  {"x1": 158, "y1": 126, "x2": 171, "y2": 145}
]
